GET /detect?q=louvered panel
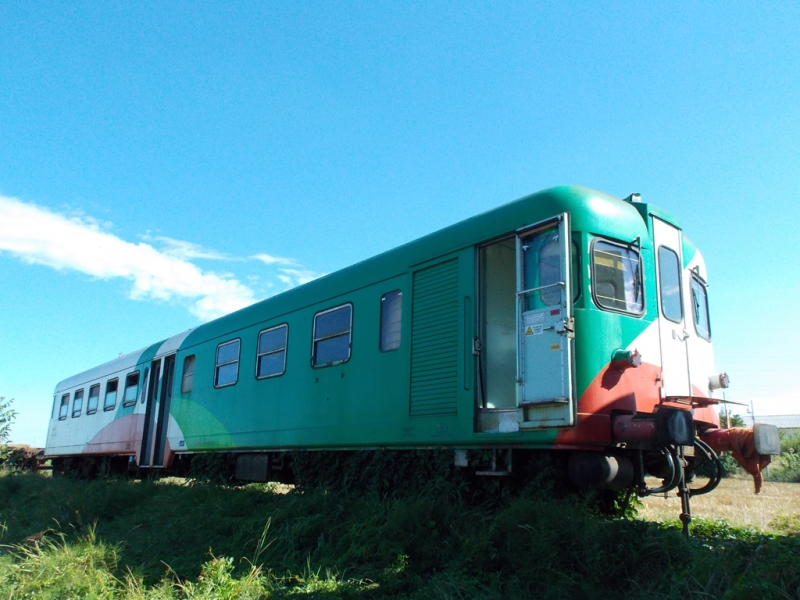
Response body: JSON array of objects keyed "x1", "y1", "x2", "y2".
[{"x1": 410, "y1": 258, "x2": 459, "y2": 417}]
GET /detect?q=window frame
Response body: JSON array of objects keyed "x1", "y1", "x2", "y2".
[
  {"x1": 103, "y1": 378, "x2": 119, "y2": 411},
  {"x1": 657, "y1": 245, "x2": 684, "y2": 324},
  {"x1": 690, "y1": 274, "x2": 711, "y2": 341},
  {"x1": 72, "y1": 388, "x2": 84, "y2": 418},
  {"x1": 87, "y1": 384, "x2": 100, "y2": 415},
  {"x1": 58, "y1": 393, "x2": 70, "y2": 420},
  {"x1": 311, "y1": 303, "x2": 353, "y2": 368},
  {"x1": 214, "y1": 339, "x2": 241, "y2": 388},
  {"x1": 589, "y1": 237, "x2": 645, "y2": 317},
  {"x1": 122, "y1": 371, "x2": 140, "y2": 407},
  {"x1": 181, "y1": 355, "x2": 195, "y2": 394},
  {"x1": 255, "y1": 324, "x2": 288, "y2": 380},
  {"x1": 379, "y1": 290, "x2": 403, "y2": 352}
]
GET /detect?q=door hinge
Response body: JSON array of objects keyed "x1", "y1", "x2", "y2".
[{"x1": 556, "y1": 317, "x2": 575, "y2": 339}]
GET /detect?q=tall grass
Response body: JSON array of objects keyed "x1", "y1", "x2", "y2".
[
  {"x1": 766, "y1": 432, "x2": 800, "y2": 483},
  {"x1": 1, "y1": 472, "x2": 799, "y2": 598}
]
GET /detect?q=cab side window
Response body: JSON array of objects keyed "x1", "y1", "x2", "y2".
[
  {"x1": 591, "y1": 240, "x2": 644, "y2": 314},
  {"x1": 691, "y1": 276, "x2": 711, "y2": 340}
]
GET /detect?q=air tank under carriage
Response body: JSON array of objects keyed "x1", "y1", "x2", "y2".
[{"x1": 45, "y1": 186, "x2": 779, "y2": 528}]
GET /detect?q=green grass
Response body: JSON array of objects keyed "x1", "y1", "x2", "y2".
[
  {"x1": 1, "y1": 472, "x2": 799, "y2": 599},
  {"x1": 766, "y1": 432, "x2": 800, "y2": 484}
]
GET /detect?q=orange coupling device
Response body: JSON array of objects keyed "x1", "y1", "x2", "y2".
[{"x1": 700, "y1": 424, "x2": 780, "y2": 493}]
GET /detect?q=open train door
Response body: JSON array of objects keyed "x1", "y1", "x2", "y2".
[
  {"x1": 140, "y1": 354, "x2": 176, "y2": 468},
  {"x1": 516, "y1": 213, "x2": 575, "y2": 429}
]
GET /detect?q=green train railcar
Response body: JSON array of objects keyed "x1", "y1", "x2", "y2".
[{"x1": 45, "y1": 186, "x2": 779, "y2": 527}]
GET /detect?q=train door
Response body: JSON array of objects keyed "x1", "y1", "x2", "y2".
[
  {"x1": 152, "y1": 355, "x2": 175, "y2": 467},
  {"x1": 516, "y1": 213, "x2": 575, "y2": 428},
  {"x1": 652, "y1": 217, "x2": 691, "y2": 398},
  {"x1": 140, "y1": 354, "x2": 175, "y2": 467}
]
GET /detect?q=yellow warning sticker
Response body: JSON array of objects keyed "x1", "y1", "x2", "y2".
[
  {"x1": 550, "y1": 344, "x2": 561, "y2": 351},
  {"x1": 525, "y1": 327, "x2": 533, "y2": 336}
]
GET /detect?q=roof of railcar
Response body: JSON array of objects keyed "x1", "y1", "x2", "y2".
[
  {"x1": 53, "y1": 185, "x2": 679, "y2": 390},
  {"x1": 182, "y1": 185, "x2": 656, "y2": 348}
]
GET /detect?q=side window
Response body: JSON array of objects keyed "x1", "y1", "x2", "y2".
[
  {"x1": 181, "y1": 355, "x2": 196, "y2": 393},
  {"x1": 537, "y1": 231, "x2": 561, "y2": 306},
  {"x1": 312, "y1": 304, "x2": 352, "y2": 367},
  {"x1": 104, "y1": 379, "x2": 118, "y2": 411},
  {"x1": 380, "y1": 291, "x2": 402, "y2": 352},
  {"x1": 59, "y1": 394, "x2": 69, "y2": 420},
  {"x1": 521, "y1": 226, "x2": 560, "y2": 308},
  {"x1": 72, "y1": 389, "x2": 84, "y2": 418},
  {"x1": 87, "y1": 384, "x2": 100, "y2": 414},
  {"x1": 215, "y1": 340, "x2": 240, "y2": 388},
  {"x1": 591, "y1": 240, "x2": 644, "y2": 314},
  {"x1": 123, "y1": 371, "x2": 140, "y2": 406},
  {"x1": 657, "y1": 246, "x2": 683, "y2": 323},
  {"x1": 691, "y1": 276, "x2": 711, "y2": 340},
  {"x1": 256, "y1": 325, "x2": 288, "y2": 379}
]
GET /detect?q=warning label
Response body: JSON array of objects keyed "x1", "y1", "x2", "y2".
[{"x1": 523, "y1": 312, "x2": 545, "y2": 325}]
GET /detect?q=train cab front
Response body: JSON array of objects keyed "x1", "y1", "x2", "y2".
[
  {"x1": 518, "y1": 191, "x2": 780, "y2": 520},
  {"x1": 473, "y1": 189, "x2": 779, "y2": 532}
]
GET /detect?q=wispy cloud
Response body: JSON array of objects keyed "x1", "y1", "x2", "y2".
[
  {"x1": 0, "y1": 194, "x2": 256, "y2": 321},
  {"x1": 144, "y1": 233, "x2": 230, "y2": 261},
  {"x1": 278, "y1": 267, "x2": 325, "y2": 286},
  {"x1": 252, "y1": 253, "x2": 298, "y2": 266},
  {"x1": 252, "y1": 254, "x2": 326, "y2": 288}
]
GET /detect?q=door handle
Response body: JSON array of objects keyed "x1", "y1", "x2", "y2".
[
  {"x1": 556, "y1": 318, "x2": 575, "y2": 338},
  {"x1": 673, "y1": 329, "x2": 689, "y2": 341}
]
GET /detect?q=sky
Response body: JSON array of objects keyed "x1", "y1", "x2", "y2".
[{"x1": 1, "y1": 1, "x2": 799, "y2": 446}]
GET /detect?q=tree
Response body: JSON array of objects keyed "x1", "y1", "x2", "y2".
[
  {"x1": 0, "y1": 396, "x2": 17, "y2": 461},
  {"x1": 723, "y1": 411, "x2": 747, "y2": 429}
]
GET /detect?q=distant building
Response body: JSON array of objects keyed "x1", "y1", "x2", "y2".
[{"x1": 754, "y1": 415, "x2": 800, "y2": 436}]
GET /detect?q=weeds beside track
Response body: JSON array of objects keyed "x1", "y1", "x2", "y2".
[{"x1": 1, "y1": 472, "x2": 799, "y2": 599}]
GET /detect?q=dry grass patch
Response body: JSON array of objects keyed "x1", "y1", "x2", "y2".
[{"x1": 639, "y1": 476, "x2": 800, "y2": 530}]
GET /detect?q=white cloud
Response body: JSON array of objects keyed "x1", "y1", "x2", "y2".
[
  {"x1": 144, "y1": 234, "x2": 230, "y2": 261},
  {"x1": 252, "y1": 254, "x2": 325, "y2": 288},
  {"x1": 279, "y1": 267, "x2": 325, "y2": 286},
  {"x1": 252, "y1": 253, "x2": 298, "y2": 266},
  {"x1": 0, "y1": 194, "x2": 257, "y2": 321}
]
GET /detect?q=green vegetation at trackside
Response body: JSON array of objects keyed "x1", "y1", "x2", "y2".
[
  {"x1": 712, "y1": 430, "x2": 800, "y2": 483},
  {"x1": 1, "y1": 471, "x2": 799, "y2": 599}
]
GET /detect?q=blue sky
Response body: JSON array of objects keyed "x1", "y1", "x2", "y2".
[{"x1": 1, "y1": 1, "x2": 798, "y2": 446}]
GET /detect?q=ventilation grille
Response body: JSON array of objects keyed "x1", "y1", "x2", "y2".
[{"x1": 410, "y1": 258, "x2": 459, "y2": 417}]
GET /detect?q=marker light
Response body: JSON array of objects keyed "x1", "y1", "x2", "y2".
[
  {"x1": 611, "y1": 348, "x2": 642, "y2": 372},
  {"x1": 709, "y1": 372, "x2": 730, "y2": 390}
]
